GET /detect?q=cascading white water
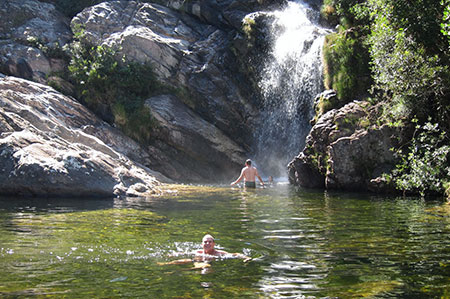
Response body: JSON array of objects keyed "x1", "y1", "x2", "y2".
[{"x1": 252, "y1": 0, "x2": 330, "y2": 178}]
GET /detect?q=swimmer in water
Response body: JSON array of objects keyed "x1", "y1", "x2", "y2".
[
  {"x1": 196, "y1": 234, "x2": 228, "y2": 257},
  {"x1": 230, "y1": 159, "x2": 264, "y2": 188},
  {"x1": 158, "y1": 234, "x2": 251, "y2": 268}
]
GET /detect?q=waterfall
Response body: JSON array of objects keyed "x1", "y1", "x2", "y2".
[{"x1": 253, "y1": 1, "x2": 329, "y2": 178}]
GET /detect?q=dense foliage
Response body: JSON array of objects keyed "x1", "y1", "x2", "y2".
[
  {"x1": 321, "y1": 0, "x2": 371, "y2": 112},
  {"x1": 388, "y1": 121, "x2": 450, "y2": 197},
  {"x1": 67, "y1": 41, "x2": 160, "y2": 144},
  {"x1": 322, "y1": 28, "x2": 370, "y2": 103},
  {"x1": 321, "y1": 0, "x2": 450, "y2": 198}
]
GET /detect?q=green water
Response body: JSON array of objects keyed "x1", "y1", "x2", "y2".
[{"x1": 0, "y1": 184, "x2": 449, "y2": 298}]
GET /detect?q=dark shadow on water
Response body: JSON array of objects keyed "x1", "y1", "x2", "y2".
[{"x1": 0, "y1": 195, "x2": 115, "y2": 213}]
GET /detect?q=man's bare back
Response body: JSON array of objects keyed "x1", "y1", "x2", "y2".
[
  {"x1": 242, "y1": 165, "x2": 258, "y2": 182},
  {"x1": 230, "y1": 159, "x2": 264, "y2": 187}
]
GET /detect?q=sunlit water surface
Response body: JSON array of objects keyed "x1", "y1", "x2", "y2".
[{"x1": 1, "y1": 184, "x2": 449, "y2": 298}]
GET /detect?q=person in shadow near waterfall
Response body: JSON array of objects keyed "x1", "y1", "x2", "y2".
[{"x1": 230, "y1": 159, "x2": 265, "y2": 188}]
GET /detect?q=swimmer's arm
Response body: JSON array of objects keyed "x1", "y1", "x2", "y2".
[
  {"x1": 255, "y1": 169, "x2": 264, "y2": 186},
  {"x1": 157, "y1": 258, "x2": 192, "y2": 266},
  {"x1": 230, "y1": 252, "x2": 252, "y2": 262},
  {"x1": 231, "y1": 169, "x2": 245, "y2": 185}
]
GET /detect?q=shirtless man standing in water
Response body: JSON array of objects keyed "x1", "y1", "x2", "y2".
[{"x1": 230, "y1": 159, "x2": 264, "y2": 188}]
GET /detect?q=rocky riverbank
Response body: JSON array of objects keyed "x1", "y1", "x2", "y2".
[
  {"x1": 0, "y1": 0, "x2": 269, "y2": 197},
  {"x1": 0, "y1": 76, "x2": 170, "y2": 197}
]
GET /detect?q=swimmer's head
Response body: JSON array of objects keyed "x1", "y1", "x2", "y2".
[{"x1": 202, "y1": 234, "x2": 215, "y2": 254}]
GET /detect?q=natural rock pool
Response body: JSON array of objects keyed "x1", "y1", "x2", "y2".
[{"x1": 1, "y1": 184, "x2": 449, "y2": 298}]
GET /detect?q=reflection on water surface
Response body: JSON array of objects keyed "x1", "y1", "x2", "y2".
[{"x1": 0, "y1": 184, "x2": 449, "y2": 298}]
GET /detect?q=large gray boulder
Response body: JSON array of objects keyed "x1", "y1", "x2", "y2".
[
  {"x1": 288, "y1": 101, "x2": 401, "y2": 192},
  {"x1": 0, "y1": 76, "x2": 169, "y2": 198},
  {"x1": 166, "y1": 0, "x2": 286, "y2": 30}
]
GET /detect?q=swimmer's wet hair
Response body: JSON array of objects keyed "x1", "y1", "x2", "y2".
[{"x1": 202, "y1": 234, "x2": 214, "y2": 241}]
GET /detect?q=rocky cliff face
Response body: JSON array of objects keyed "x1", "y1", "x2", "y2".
[
  {"x1": 69, "y1": 0, "x2": 254, "y2": 181},
  {"x1": 70, "y1": 1, "x2": 258, "y2": 146}
]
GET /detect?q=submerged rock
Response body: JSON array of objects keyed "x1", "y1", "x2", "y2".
[{"x1": 0, "y1": 76, "x2": 169, "y2": 198}]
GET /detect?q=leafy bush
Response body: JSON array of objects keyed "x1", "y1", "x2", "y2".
[
  {"x1": 320, "y1": 0, "x2": 372, "y2": 108},
  {"x1": 356, "y1": 0, "x2": 450, "y2": 127},
  {"x1": 367, "y1": 4, "x2": 448, "y2": 117},
  {"x1": 442, "y1": 0, "x2": 450, "y2": 42},
  {"x1": 388, "y1": 121, "x2": 450, "y2": 197},
  {"x1": 323, "y1": 28, "x2": 371, "y2": 103},
  {"x1": 68, "y1": 41, "x2": 160, "y2": 144},
  {"x1": 24, "y1": 36, "x2": 69, "y2": 60},
  {"x1": 389, "y1": 0, "x2": 448, "y2": 55}
]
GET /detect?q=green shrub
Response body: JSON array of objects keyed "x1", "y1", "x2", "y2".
[
  {"x1": 442, "y1": 0, "x2": 450, "y2": 43},
  {"x1": 388, "y1": 121, "x2": 450, "y2": 197},
  {"x1": 368, "y1": 19, "x2": 448, "y2": 118},
  {"x1": 389, "y1": 0, "x2": 448, "y2": 55},
  {"x1": 323, "y1": 28, "x2": 371, "y2": 104},
  {"x1": 68, "y1": 41, "x2": 160, "y2": 144},
  {"x1": 360, "y1": 0, "x2": 450, "y2": 128},
  {"x1": 320, "y1": 0, "x2": 450, "y2": 197},
  {"x1": 321, "y1": 0, "x2": 365, "y2": 25},
  {"x1": 25, "y1": 36, "x2": 69, "y2": 60}
]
